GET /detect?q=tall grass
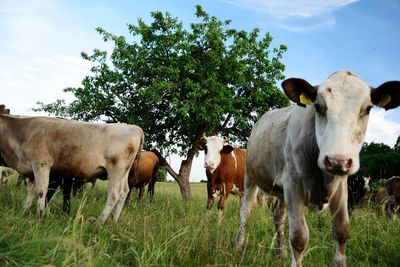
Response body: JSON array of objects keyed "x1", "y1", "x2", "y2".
[{"x1": 1, "y1": 174, "x2": 400, "y2": 266}]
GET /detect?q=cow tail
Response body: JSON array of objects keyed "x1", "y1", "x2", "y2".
[{"x1": 131, "y1": 129, "x2": 144, "y2": 183}]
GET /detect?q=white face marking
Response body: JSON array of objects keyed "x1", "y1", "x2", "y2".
[
  {"x1": 363, "y1": 176, "x2": 371, "y2": 191},
  {"x1": 203, "y1": 136, "x2": 226, "y2": 173},
  {"x1": 314, "y1": 71, "x2": 372, "y2": 175}
]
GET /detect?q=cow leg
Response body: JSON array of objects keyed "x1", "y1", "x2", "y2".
[
  {"x1": 46, "y1": 176, "x2": 61, "y2": 204},
  {"x1": 286, "y1": 195, "x2": 309, "y2": 267},
  {"x1": 138, "y1": 186, "x2": 145, "y2": 201},
  {"x1": 32, "y1": 166, "x2": 51, "y2": 218},
  {"x1": 97, "y1": 177, "x2": 121, "y2": 223},
  {"x1": 125, "y1": 186, "x2": 133, "y2": 202},
  {"x1": 23, "y1": 178, "x2": 35, "y2": 213},
  {"x1": 329, "y1": 180, "x2": 349, "y2": 267},
  {"x1": 112, "y1": 171, "x2": 130, "y2": 222},
  {"x1": 205, "y1": 175, "x2": 214, "y2": 218},
  {"x1": 148, "y1": 169, "x2": 158, "y2": 202},
  {"x1": 217, "y1": 182, "x2": 232, "y2": 224},
  {"x1": 273, "y1": 198, "x2": 288, "y2": 258},
  {"x1": 62, "y1": 178, "x2": 72, "y2": 213},
  {"x1": 235, "y1": 176, "x2": 258, "y2": 250},
  {"x1": 148, "y1": 180, "x2": 156, "y2": 202}
]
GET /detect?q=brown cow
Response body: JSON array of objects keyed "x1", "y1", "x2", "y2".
[
  {"x1": 0, "y1": 105, "x2": 143, "y2": 223},
  {"x1": 195, "y1": 135, "x2": 246, "y2": 223},
  {"x1": 385, "y1": 176, "x2": 400, "y2": 219},
  {"x1": 127, "y1": 150, "x2": 160, "y2": 202}
]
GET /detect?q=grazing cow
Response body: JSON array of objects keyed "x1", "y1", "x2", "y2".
[
  {"x1": 347, "y1": 175, "x2": 371, "y2": 212},
  {"x1": 0, "y1": 105, "x2": 143, "y2": 223},
  {"x1": 195, "y1": 135, "x2": 246, "y2": 222},
  {"x1": 235, "y1": 71, "x2": 400, "y2": 266},
  {"x1": 385, "y1": 176, "x2": 400, "y2": 219},
  {"x1": 0, "y1": 166, "x2": 14, "y2": 185},
  {"x1": 127, "y1": 150, "x2": 160, "y2": 202}
]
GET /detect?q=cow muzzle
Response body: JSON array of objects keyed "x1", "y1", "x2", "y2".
[
  {"x1": 205, "y1": 161, "x2": 216, "y2": 173},
  {"x1": 323, "y1": 154, "x2": 353, "y2": 175}
]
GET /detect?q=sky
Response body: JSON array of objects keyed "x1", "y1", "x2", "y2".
[{"x1": 0, "y1": 0, "x2": 399, "y2": 182}]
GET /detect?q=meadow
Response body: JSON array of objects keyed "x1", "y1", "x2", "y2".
[{"x1": 1, "y1": 174, "x2": 400, "y2": 267}]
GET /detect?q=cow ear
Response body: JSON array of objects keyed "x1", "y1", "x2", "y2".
[
  {"x1": 222, "y1": 144, "x2": 233, "y2": 154},
  {"x1": 281, "y1": 78, "x2": 318, "y2": 107},
  {"x1": 371, "y1": 81, "x2": 400, "y2": 110},
  {"x1": 194, "y1": 140, "x2": 206, "y2": 151}
]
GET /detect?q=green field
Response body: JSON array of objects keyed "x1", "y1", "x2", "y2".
[{"x1": 1, "y1": 174, "x2": 400, "y2": 266}]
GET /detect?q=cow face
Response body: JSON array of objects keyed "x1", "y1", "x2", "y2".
[
  {"x1": 195, "y1": 136, "x2": 233, "y2": 173},
  {"x1": 363, "y1": 176, "x2": 371, "y2": 192},
  {"x1": 283, "y1": 70, "x2": 400, "y2": 176}
]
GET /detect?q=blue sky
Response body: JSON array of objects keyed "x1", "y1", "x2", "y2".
[{"x1": 0, "y1": 0, "x2": 399, "y2": 181}]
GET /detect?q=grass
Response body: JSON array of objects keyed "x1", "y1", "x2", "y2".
[{"x1": 1, "y1": 174, "x2": 400, "y2": 266}]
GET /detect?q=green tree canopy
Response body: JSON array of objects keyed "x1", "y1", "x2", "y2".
[
  {"x1": 359, "y1": 142, "x2": 400, "y2": 180},
  {"x1": 35, "y1": 5, "x2": 289, "y2": 200}
]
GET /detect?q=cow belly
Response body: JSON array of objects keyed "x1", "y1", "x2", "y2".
[{"x1": 246, "y1": 108, "x2": 289, "y2": 195}]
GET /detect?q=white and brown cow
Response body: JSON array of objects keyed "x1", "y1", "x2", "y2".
[
  {"x1": 0, "y1": 105, "x2": 143, "y2": 223},
  {"x1": 195, "y1": 135, "x2": 246, "y2": 223},
  {"x1": 235, "y1": 71, "x2": 400, "y2": 266}
]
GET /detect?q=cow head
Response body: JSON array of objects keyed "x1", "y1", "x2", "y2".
[
  {"x1": 0, "y1": 105, "x2": 10, "y2": 115},
  {"x1": 363, "y1": 176, "x2": 371, "y2": 192},
  {"x1": 282, "y1": 70, "x2": 400, "y2": 176},
  {"x1": 195, "y1": 135, "x2": 233, "y2": 173}
]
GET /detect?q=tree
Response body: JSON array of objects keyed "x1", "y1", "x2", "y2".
[
  {"x1": 394, "y1": 135, "x2": 400, "y2": 152},
  {"x1": 157, "y1": 168, "x2": 167, "y2": 182},
  {"x1": 359, "y1": 142, "x2": 400, "y2": 180},
  {"x1": 35, "y1": 5, "x2": 289, "y2": 201}
]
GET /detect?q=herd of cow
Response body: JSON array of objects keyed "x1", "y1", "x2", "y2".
[{"x1": 1, "y1": 70, "x2": 400, "y2": 266}]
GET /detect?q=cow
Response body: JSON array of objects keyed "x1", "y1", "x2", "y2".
[
  {"x1": 0, "y1": 105, "x2": 143, "y2": 223},
  {"x1": 384, "y1": 176, "x2": 400, "y2": 219},
  {"x1": 127, "y1": 150, "x2": 161, "y2": 202},
  {"x1": 0, "y1": 166, "x2": 14, "y2": 185},
  {"x1": 347, "y1": 175, "x2": 371, "y2": 213},
  {"x1": 195, "y1": 135, "x2": 246, "y2": 223},
  {"x1": 235, "y1": 71, "x2": 400, "y2": 267}
]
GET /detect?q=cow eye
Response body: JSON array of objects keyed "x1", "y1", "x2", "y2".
[{"x1": 204, "y1": 145, "x2": 208, "y2": 154}]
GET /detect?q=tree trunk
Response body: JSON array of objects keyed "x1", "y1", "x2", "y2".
[{"x1": 152, "y1": 147, "x2": 196, "y2": 201}]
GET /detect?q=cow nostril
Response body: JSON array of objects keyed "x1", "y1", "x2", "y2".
[
  {"x1": 324, "y1": 156, "x2": 332, "y2": 167},
  {"x1": 346, "y1": 158, "x2": 352, "y2": 169}
]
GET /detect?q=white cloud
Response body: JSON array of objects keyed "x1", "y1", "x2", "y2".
[
  {"x1": 222, "y1": 0, "x2": 358, "y2": 19},
  {"x1": 0, "y1": 0, "x2": 108, "y2": 115},
  {"x1": 365, "y1": 109, "x2": 400, "y2": 147},
  {"x1": 221, "y1": 0, "x2": 358, "y2": 32}
]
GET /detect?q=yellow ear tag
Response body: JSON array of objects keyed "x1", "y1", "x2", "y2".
[
  {"x1": 299, "y1": 93, "x2": 313, "y2": 105},
  {"x1": 378, "y1": 94, "x2": 391, "y2": 107}
]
